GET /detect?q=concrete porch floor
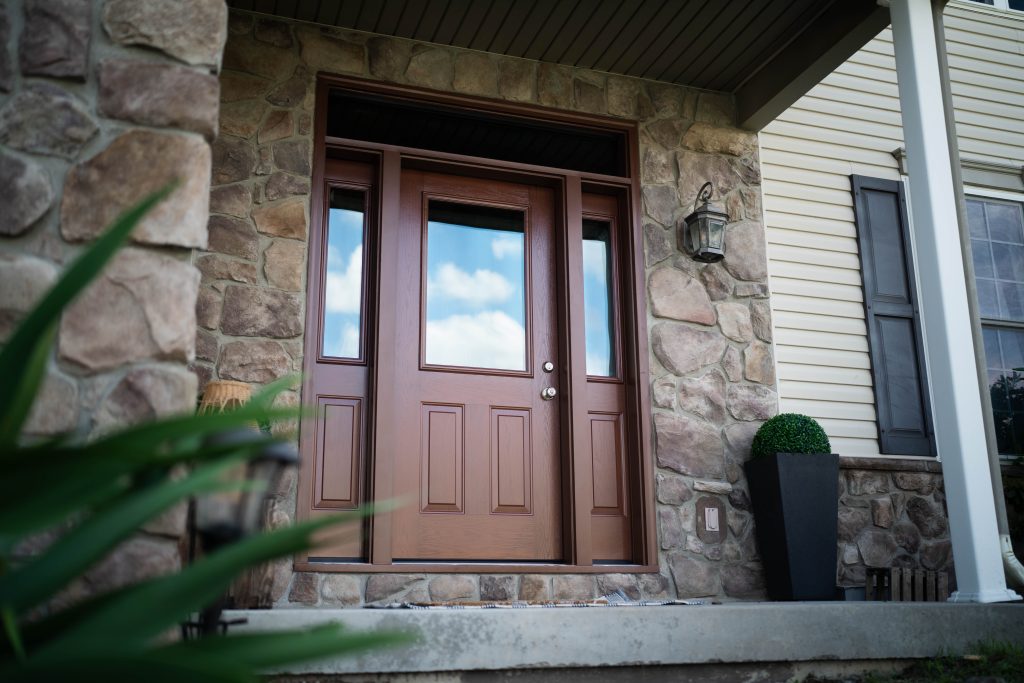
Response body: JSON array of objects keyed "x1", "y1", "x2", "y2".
[{"x1": 228, "y1": 602, "x2": 1024, "y2": 678}]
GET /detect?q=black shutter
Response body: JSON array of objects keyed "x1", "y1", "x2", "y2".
[{"x1": 851, "y1": 175, "x2": 935, "y2": 457}]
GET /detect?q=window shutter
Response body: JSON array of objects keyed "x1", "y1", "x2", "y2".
[{"x1": 851, "y1": 175, "x2": 935, "y2": 456}]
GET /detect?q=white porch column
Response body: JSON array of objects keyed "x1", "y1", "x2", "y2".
[{"x1": 887, "y1": 0, "x2": 1020, "y2": 603}]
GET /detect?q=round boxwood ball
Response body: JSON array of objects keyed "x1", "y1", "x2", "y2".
[{"x1": 751, "y1": 413, "x2": 831, "y2": 459}]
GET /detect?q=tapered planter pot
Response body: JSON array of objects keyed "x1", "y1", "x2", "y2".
[{"x1": 745, "y1": 452, "x2": 839, "y2": 601}]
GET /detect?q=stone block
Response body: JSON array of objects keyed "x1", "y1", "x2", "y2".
[
  {"x1": 480, "y1": 575, "x2": 516, "y2": 601},
  {"x1": 537, "y1": 63, "x2": 571, "y2": 109},
  {"x1": 676, "y1": 151, "x2": 743, "y2": 206},
  {"x1": 217, "y1": 340, "x2": 292, "y2": 383},
  {"x1": 694, "y1": 480, "x2": 733, "y2": 495},
  {"x1": 573, "y1": 76, "x2": 605, "y2": 113},
  {"x1": 720, "y1": 564, "x2": 765, "y2": 599},
  {"x1": 0, "y1": 83, "x2": 97, "y2": 159},
  {"x1": 638, "y1": 573, "x2": 673, "y2": 599},
  {"x1": 716, "y1": 302, "x2": 752, "y2": 342},
  {"x1": 93, "y1": 365, "x2": 198, "y2": 432},
  {"x1": 264, "y1": 239, "x2": 306, "y2": 291},
  {"x1": 723, "y1": 422, "x2": 759, "y2": 461},
  {"x1": 0, "y1": 250, "x2": 57, "y2": 341},
  {"x1": 651, "y1": 322, "x2": 727, "y2": 376},
  {"x1": 606, "y1": 76, "x2": 639, "y2": 118},
  {"x1": 288, "y1": 572, "x2": 319, "y2": 605},
  {"x1": 920, "y1": 540, "x2": 952, "y2": 570},
  {"x1": 104, "y1": 0, "x2": 227, "y2": 67},
  {"x1": 296, "y1": 26, "x2": 364, "y2": 74},
  {"x1": 429, "y1": 575, "x2": 476, "y2": 602},
  {"x1": 871, "y1": 497, "x2": 896, "y2": 529},
  {"x1": 265, "y1": 172, "x2": 310, "y2": 202},
  {"x1": 453, "y1": 52, "x2": 497, "y2": 96},
  {"x1": 655, "y1": 412, "x2": 724, "y2": 478},
  {"x1": 642, "y1": 184, "x2": 679, "y2": 226},
  {"x1": 644, "y1": 223, "x2": 675, "y2": 266},
  {"x1": 210, "y1": 184, "x2": 253, "y2": 219},
  {"x1": 0, "y1": 5, "x2": 10, "y2": 92},
  {"x1": 196, "y1": 329, "x2": 218, "y2": 363},
  {"x1": 893, "y1": 472, "x2": 938, "y2": 494},
  {"x1": 220, "y1": 100, "x2": 267, "y2": 139},
  {"x1": 196, "y1": 254, "x2": 258, "y2": 284},
  {"x1": 906, "y1": 496, "x2": 948, "y2": 538},
  {"x1": 677, "y1": 370, "x2": 727, "y2": 424},
  {"x1": 272, "y1": 139, "x2": 312, "y2": 176},
  {"x1": 845, "y1": 471, "x2": 890, "y2": 496},
  {"x1": 62, "y1": 130, "x2": 210, "y2": 249},
  {"x1": 253, "y1": 198, "x2": 308, "y2": 240},
  {"x1": 267, "y1": 66, "x2": 313, "y2": 107},
  {"x1": 224, "y1": 30, "x2": 296, "y2": 81},
  {"x1": 734, "y1": 282, "x2": 768, "y2": 298},
  {"x1": 259, "y1": 109, "x2": 294, "y2": 143},
  {"x1": 596, "y1": 574, "x2": 641, "y2": 600},
  {"x1": 196, "y1": 287, "x2": 223, "y2": 331},
  {"x1": 24, "y1": 371, "x2": 78, "y2": 436},
  {"x1": 696, "y1": 92, "x2": 735, "y2": 125},
  {"x1": 518, "y1": 575, "x2": 551, "y2": 602},
  {"x1": 659, "y1": 506, "x2": 684, "y2": 549},
  {"x1": 728, "y1": 487, "x2": 753, "y2": 513},
  {"x1": 857, "y1": 530, "x2": 899, "y2": 568},
  {"x1": 726, "y1": 384, "x2": 777, "y2": 421},
  {"x1": 405, "y1": 45, "x2": 452, "y2": 90},
  {"x1": 668, "y1": 553, "x2": 719, "y2": 598},
  {"x1": 722, "y1": 345, "x2": 742, "y2": 382},
  {"x1": 208, "y1": 215, "x2": 259, "y2": 260},
  {"x1": 20, "y1": 0, "x2": 90, "y2": 79},
  {"x1": 649, "y1": 268, "x2": 715, "y2": 325},
  {"x1": 365, "y1": 574, "x2": 423, "y2": 603},
  {"x1": 254, "y1": 18, "x2": 293, "y2": 48},
  {"x1": 743, "y1": 341, "x2": 775, "y2": 385},
  {"x1": 652, "y1": 377, "x2": 675, "y2": 409},
  {"x1": 98, "y1": 59, "x2": 219, "y2": 140},
  {"x1": 751, "y1": 300, "x2": 772, "y2": 342},
  {"x1": 498, "y1": 59, "x2": 535, "y2": 102},
  {"x1": 892, "y1": 520, "x2": 921, "y2": 553},
  {"x1": 656, "y1": 472, "x2": 693, "y2": 505},
  {"x1": 321, "y1": 575, "x2": 361, "y2": 606},
  {"x1": 59, "y1": 249, "x2": 199, "y2": 371},
  {"x1": 681, "y1": 122, "x2": 755, "y2": 157},
  {"x1": 552, "y1": 575, "x2": 595, "y2": 601},
  {"x1": 221, "y1": 71, "x2": 271, "y2": 102},
  {"x1": 722, "y1": 221, "x2": 768, "y2": 282},
  {"x1": 837, "y1": 507, "x2": 871, "y2": 542},
  {"x1": 220, "y1": 286, "x2": 303, "y2": 338},
  {"x1": 84, "y1": 536, "x2": 180, "y2": 594},
  {"x1": 646, "y1": 119, "x2": 687, "y2": 150},
  {"x1": 212, "y1": 135, "x2": 257, "y2": 185},
  {"x1": 367, "y1": 37, "x2": 411, "y2": 81},
  {"x1": 649, "y1": 83, "x2": 685, "y2": 119},
  {"x1": 699, "y1": 265, "x2": 734, "y2": 301}
]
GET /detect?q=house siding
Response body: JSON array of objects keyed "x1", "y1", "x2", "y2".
[{"x1": 761, "y1": 1, "x2": 1024, "y2": 458}]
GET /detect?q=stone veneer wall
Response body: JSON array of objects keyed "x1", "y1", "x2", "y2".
[
  {"x1": 1, "y1": 0, "x2": 226, "y2": 605},
  {"x1": 199, "y1": 9, "x2": 780, "y2": 607},
  {"x1": 837, "y1": 459, "x2": 954, "y2": 589}
]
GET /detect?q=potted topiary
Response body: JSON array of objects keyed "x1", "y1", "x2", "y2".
[{"x1": 744, "y1": 413, "x2": 839, "y2": 601}]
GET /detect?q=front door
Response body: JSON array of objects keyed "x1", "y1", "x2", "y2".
[{"x1": 387, "y1": 169, "x2": 562, "y2": 561}]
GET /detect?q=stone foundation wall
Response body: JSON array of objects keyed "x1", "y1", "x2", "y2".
[
  {"x1": 837, "y1": 458, "x2": 954, "y2": 589},
  {"x1": 201, "y1": 10, "x2": 778, "y2": 607},
  {"x1": 1, "y1": 0, "x2": 226, "y2": 605}
]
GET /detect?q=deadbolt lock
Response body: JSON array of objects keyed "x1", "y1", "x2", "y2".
[{"x1": 542, "y1": 361, "x2": 555, "y2": 373}]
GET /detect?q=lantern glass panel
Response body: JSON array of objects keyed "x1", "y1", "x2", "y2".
[{"x1": 708, "y1": 217, "x2": 726, "y2": 250}]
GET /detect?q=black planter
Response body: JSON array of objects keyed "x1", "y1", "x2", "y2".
[{"x1": 744, "y1": 452, "x2": 839, "y2": 601}]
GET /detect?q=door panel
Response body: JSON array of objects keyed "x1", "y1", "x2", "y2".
[{"x1": 390, "y1": 169, "x2": 562, "y2": 561}]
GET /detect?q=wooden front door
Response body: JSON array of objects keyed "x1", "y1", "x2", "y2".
[{"x1": 387, "y1": 169, "x2": 562, "y2": 561}]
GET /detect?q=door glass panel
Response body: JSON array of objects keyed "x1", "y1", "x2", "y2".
[
  {"x1": 582, "y1": 220, "x2": 616, "y2": 377},
  {"x1": 424, "y1": 201, "x2": 527, "y2": 371},
  {"x1": 322, "y1": 188, "x2": 366, "y2": 359}
]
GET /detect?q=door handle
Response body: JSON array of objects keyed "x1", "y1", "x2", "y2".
[{"x1": 541, "y1": 387, "x2": 557, "y2": 400}]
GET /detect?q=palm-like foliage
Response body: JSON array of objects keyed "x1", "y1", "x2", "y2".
[{"x1": 0, "y1": 186, "x2": 409, "y2": 682}]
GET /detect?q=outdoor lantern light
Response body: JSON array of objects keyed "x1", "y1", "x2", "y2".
[{"x1": 680, "y1": 181, "x2": 729, "y2": 263}]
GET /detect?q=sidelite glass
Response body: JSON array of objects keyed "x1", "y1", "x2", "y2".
[
  {"x1": 321, "y1": 188, "x2": 366, "y2": 359},
  {"x1": 424, "y1": 201, "x2": 527, "y2": 371},
  {"x1": 582, "y1": 220, "x2": 616, "y2": 377}
]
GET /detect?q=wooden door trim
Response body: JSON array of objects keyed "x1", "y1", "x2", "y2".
[{"x1": 297, "y1": 76, "x2": 656, "y2": 572}]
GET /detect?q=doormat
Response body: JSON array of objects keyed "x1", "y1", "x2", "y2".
[{"x1": 367, "y1": 590, "x2": 713, "y2": 609}]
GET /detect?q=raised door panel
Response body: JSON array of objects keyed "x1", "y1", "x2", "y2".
[
  {"x1": 314, "y1": 397, "x2": 361, "y2": 509},
  {"x1": 420, "y1": 403, "x2": 464, "y2": 513},
  {"x1": 491, "y1": 408, "x2": 532, "y2": 514}
]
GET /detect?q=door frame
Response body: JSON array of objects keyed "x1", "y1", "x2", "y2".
[{"x1": 295, "y1": 74, "x2": 656, "y2": 573}]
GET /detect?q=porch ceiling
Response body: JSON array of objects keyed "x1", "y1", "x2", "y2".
[{"x1": 227, "y1": 0, "x2": 892, "y2": 130}]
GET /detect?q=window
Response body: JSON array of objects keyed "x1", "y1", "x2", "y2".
[
  {"x1": 964, "y1": 0, "x2": 1024, "y2": 11},
  {"x1": 967, "y1": 192, "x2": 1024, "y2": 456},
  {"x1": 296, "y1": 78, "x2": 655, "y2": 571}
]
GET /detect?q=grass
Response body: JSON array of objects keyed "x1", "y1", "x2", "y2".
[{"x1": 807, "y1": 642, "x2": 1024, "y2": 683}]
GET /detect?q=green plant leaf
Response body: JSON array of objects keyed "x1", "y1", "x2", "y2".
[
  {"x1": 0, "y1": 458, "x2": 252, "y2": 614},
  {"x1": 1, "y1": 649, "x2": 256, "y2": 683},
  {"x1": 0, "y1": 183, "x2": 178, "y2": 448},
  {"x1": 37, "y1": 511, "x2": 366, "y2": 657},
  {"x1": 158, "y1": 623, "x2": 414, "y2": 670}
]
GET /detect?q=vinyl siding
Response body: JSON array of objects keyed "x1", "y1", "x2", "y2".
[{"x1": 760, "y1": 1, "x2": 1024, "y2": 456}]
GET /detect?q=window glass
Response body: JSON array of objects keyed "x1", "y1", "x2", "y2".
[
  {"x1": 582, "y1": 220, "x2": 616, "y2": 377},
  {"x1": 972, "y1": 195, "x2": 1024, "y2": 455},
  {"x1": 424, "y1": 201, "x2": 527, "y2": 371},
  {"x1": 322, "y1": 188, "x2": 366, "y2": 359}
]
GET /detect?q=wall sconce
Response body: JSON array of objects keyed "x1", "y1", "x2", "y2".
[{"x1": 680, "y1": 181, "x2": 729, "y2": 263}]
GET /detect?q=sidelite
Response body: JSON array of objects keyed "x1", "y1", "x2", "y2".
[{"x1": 296, "y1": 79, "x2": 655, "y2": 571}]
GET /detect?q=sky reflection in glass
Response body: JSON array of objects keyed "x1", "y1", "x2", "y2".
[
  {"x1": 582, "y1": 220, "x2": 615, "y2": 377},
  {"x1": 322, "y1": 189, "x2": 364, "y2": 359},
  {"x1": 425, "y1": 203, "x2": 526, "y2": 371}
]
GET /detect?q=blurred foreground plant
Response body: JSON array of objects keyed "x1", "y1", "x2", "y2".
[{"x1": 0, "y1": 185, "x2": 409, "y2": 682}]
